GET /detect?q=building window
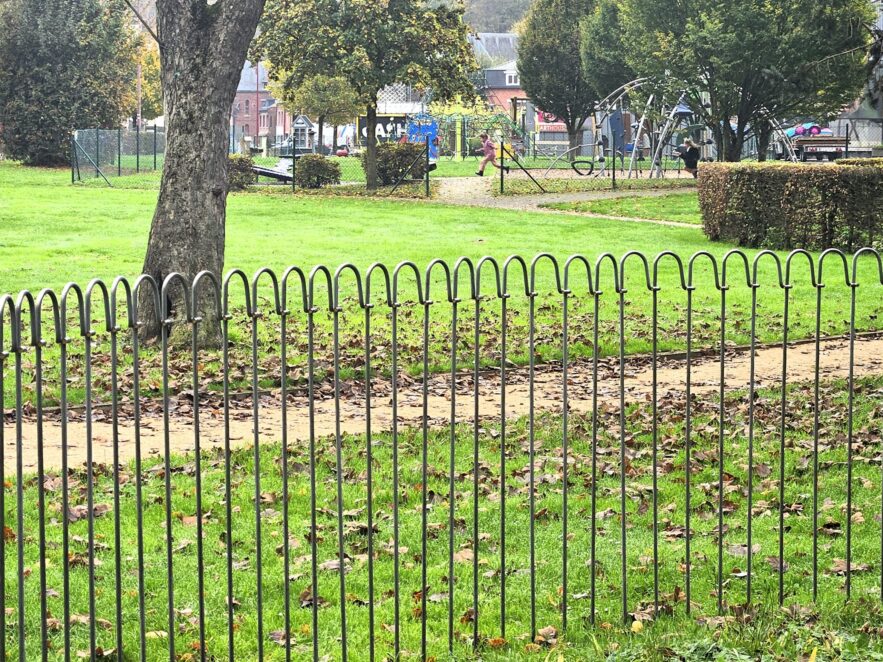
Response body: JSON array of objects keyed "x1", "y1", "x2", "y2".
[
  {"x1": 245, "y1": 99, "x2": 250, "y2": 116},
  {"x1": 243, "y1": 124, "x2": 250, "y2": 137},
  {"x1": 506, "y1": 73, "x2": 519, "y2": 86},
  {"x1": 260, "y1": 113, "x2": 267, "y2": 129}
]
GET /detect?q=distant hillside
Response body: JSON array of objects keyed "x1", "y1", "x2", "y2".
[{"x1": 464, "y1": 0, "x2": 530, "y2": 32}]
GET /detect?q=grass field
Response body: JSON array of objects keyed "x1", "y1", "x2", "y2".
[
  {"x1": 7, "y1": 375, "x2": 883, "y2": 660},
  {"x1": 4, "y1": 159, "x2": 883, "y2": 659},
  {"x1": 543, "y1": 192, "x2": 702, "y2": 225},
  {"x1": 499, "y1": 176, "x2": 698, "y2": 196},
  {"x1": 2, "y1": 160, "x2": 883, "y2": 407}
]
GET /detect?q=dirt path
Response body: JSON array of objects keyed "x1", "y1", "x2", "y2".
[
  {"x1": 434, "y1": 176, "x2": 698, "y2": 228},
  {"x1": 7, "y1": 335, "x2": 883, "y2": 472}
]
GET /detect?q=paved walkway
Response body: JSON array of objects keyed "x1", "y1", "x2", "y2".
[{"x1": 434, "y1": 177, "x2": 699, "y2": 228}]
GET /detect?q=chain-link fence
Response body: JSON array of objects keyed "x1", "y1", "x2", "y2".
[{"x1": 71, "y1": 127, "x2": 166, "y2": 187}]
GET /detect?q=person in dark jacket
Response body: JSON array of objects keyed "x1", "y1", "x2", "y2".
[{"x1": 679, "y1": 138, "x2": 700, "y2": 178}]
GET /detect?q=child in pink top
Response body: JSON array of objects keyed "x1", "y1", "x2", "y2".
[{"x1": 476, "y1": 133, "x2": 510, "y2": 176}]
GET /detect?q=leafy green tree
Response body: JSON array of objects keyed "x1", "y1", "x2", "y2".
[
  {"x1": 0, "y1": 0, "x2": 138, "y2": 165},
  {"x1": 255, "y1": 0, "x2": 477, "y2": 188},
  {"x1": 269, "y1": 74, "x2": 361, "y2": 152},
  {"x1": 131, "y1": 40, "x2": 163, "y2": 121},
  {"x1": 518, "y1": 0, "x2": 598, "y2": 156},
  {"x1": 621, "y1": 0, "x2": 874, "y2": 161},
  {"x1": 580, "y1": 0, "x2": 635, "y2": 99}
]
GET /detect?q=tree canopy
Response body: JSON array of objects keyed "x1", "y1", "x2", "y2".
[
  {"x1": 580, "y1": 0, "x2": 635, "y2": 100},
  {"x1": 518, "y1": 0, "x2": 598, "y2": 151},
  {"x1": 254, "y1": 0, "x2": 476, "y2": 187},
  {"x1": 0, "y1": 0, "x2": 138, "y2": 165},
  {"x1": 620, "y1": 0, "x2": 875, "y2": 160},
  {"x1": 463, "y1": 0, "x2": 530, "y2": 32}
]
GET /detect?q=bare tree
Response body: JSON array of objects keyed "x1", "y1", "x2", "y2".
[{"x1": 138, "y1": 0, "x2": 264, "y2": 343}]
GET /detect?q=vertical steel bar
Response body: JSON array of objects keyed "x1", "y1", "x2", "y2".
[
  {"x1": 222, "y1": 313, "x2": 236, "y2": 662},
  {"x1": 280, "y1": 309, "x2": 292, "y2": 662},
  {"x1": 685, "y1": 286, "x2": 693, "y2": 613},
  {"x1": 528, "y1": 291, "x2": 537, "y2": 639},
  {"x1": 84, "y1": 317, "x2": 97, "y2": 656},
  {"x1": 307, "y1": 309, "x2": 320, "y2": 660},
  {"x1": 109, "y1": 323, "x2": 124, "y2": 659},
  {"x1": 561, "y1": 288, "x2": 570, "y2": 631},
  {"x1": 391, "y1": 301, "x2": 401, "y2": 656},
  {"x1": 651, "y1": 286, "x2": 660, "y2": 615},
  {"x1": 747, "y1": 286, "x2": 758, "y2": 604},
  {"x1": 14, "y1": 343, "x2": 26, "y2": 661},
  {"x1": 448, "y1": 298, "x2": 458, "y2": 653},
  {"x1": 363, "y1": 303, "x2": 376, "y2": 662},
  {"x1": 472, "y1": 295, "x2": 481, "y2": 648},
  {"x1": 60, "y1": 335, "x2": 71, "y2": 662},
  {"x1": 778, "y1": 285, "x2": 790, "y2": 606},
  {"x1": 250, "y1": 309, "x2": 266, "y2": 660},
  {"x1": 846, "y1": 281, "x2": 857, "y2": 598},
  {"x1": 331, "y1": 306, "x2": 349, "y2": 661},
  {"x1": 618, "y1": 288, "x2": 628, "y2": 623},
  {"x1": 717, "y1": 286, "x2": 727, "y2": 613},
  {"x1": 191, "y1": 318, "x2": 207, "y2": 660},
  {"x1": 812, "y1": 283, "x2": 822, "y2": 602},
  {"x1": 153, "y1": 125, "x2": 158, "y2": 170},
  {"x1": 499, "y1": 294, "x2": 508, "y2": 639},
  {"x1": 160, "y1": 317, "x2": 176, "y2": 659},
  {"x1": 117, "y1": 128, "x2": 121, "y2": 177},
  {"x1": 590, "y1": 292, "x2": 600, "y2": 624},
  {"x1": 420, "y1": 299, "x2": 431, "y2": 660},
  {"x1": 35, "y1": 333, "x2": 48, "y2": 661},
  {"x1": 132, "y1": 316, "x2": 147, "y2": 661}
]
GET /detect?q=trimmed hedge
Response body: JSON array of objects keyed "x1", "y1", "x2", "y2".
[
  {"x1": 837, "y1": 157, "x2": 883, "y2": 168},
  {"x1": 698, "y1": 162, "x2": 883, "y2": 251},
  {"x1": 365, "y1": 143, "x2": 427, "y2": 186},
  {"x1": 227, "y1": 154, "x2": 256, "y2": 191},
  {"x1": 295, "y1": 154, "x2": 341, "y2": 189}
]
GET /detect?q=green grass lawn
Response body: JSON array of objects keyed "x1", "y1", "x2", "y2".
[
  {"x1": 6, "y1": 375, "x2": 883, "y2": 660},
  {"x1": 2, "y1": 160, "x2": 883, "y2": 408},
  {"x1": 543, "y1": 192, "x2": 702, "y2": 225},
  {"x1": 500, "y1": 176, "x2": 698, "y2": 196}
]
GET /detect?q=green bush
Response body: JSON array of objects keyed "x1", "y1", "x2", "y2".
[
  {"x1": 295, "y1": 154, "x2": 341, "y2": 189},
  {"x1": 227, "y1": 154, "x2": 256, "y2": 191},
  {"x1": 364, "y1": 143, "x2": 427, "y2": 186},
  {"x1": 698, "y1": 162, "x2": 883, "y2": 251},
  {"x1": 837, "y1": 157, "x2": 883, "y2": 168}
]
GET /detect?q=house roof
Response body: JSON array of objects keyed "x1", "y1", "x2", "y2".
[
  {"x1": 237, "y1": 60, "x2": 269, "y2": 93},
  {"x1": 485, "y1": 59, "x2": 518, "y2": 73},
  {"x1": 469, "y1": 33, "x2": 519, "y2": 65}
]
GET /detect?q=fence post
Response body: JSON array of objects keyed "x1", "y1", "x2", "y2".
[
  {"x1": 845, "y1": 123, "x2": 850, "y2": 159},
  {"x1": 500, "y1": 140, "x2": 505, "y2": 195},
  {"x1": 95, "y1": 128, "x2": 100, "y2": 178},
  {"x1": 136, "y1": 123, "x2": 140, "y2": 173},
  {"x1": 425, "y1": 138, "x2": 430, "y2": 198},
  {"x1": 611, "y1": 130, "x2": 617, "y2": 191},
  {"x1": 70, "y1": 134, "x2": 75, "y2": 184},
  {"x1": 117, "y1": 128, "x2": 122, "y2": 177},
  {"x1": 291, "y1": 153, "x2": 296, "y2": 192},
  {"x1": 153, "y1": 125, "x2": 158, "y2": 170}
]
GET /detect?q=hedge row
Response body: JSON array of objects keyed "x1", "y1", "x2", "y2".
[{"x1": 698, "y1": 162, "x2": 883, "y2": 251}]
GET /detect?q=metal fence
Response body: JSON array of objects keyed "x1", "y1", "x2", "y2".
[
  {"x1": 2, "y1": 249, "x2": 883, "y2": 660},
  {"x1": 71, "y1": 127, "x2": 166, "y2": 185}
]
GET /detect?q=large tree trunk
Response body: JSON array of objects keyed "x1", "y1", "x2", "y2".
[
  {"x1": 140, "y1": 0, "x2": 264, "y2": 344},
  {"x1": 365, "y1": 103, "x2": 378, "y2": 189},
  {"x1": 566, "y1": 124, "x2": 580, "y2": 163},
  {"x1": 756, "y1": 122, "x2": 773, "y2": 162},
  {"x1": 333, "y1": 124, "x2": 339, "y2": 151},
  {"x1": 317, "y1": 114, "x2": 324, "y2": 155}
]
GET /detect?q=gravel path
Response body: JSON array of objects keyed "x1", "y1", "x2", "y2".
[{"x1": 9, "y1": 334, "x2": 883, "y2": 471}]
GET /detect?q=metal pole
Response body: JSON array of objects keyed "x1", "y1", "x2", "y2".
[
  {"x1": 500, "y1": 139, "x2": 504, "y2": 195},
  {"x1": 425, "y1": 135, "x2": 430, "y2": 198},
  {"x1": 136, "y1": 122, "x2": 140, "y2": 173},
  {"x1": 117, "y1": 128, "x2": 122, "y2": 177},
  {"x1": 611, "y1": 128, "x2": 617, "y2": 190},
  {"x1": 70, "y1": 135, "x2": 75, "y2": 184},
  {"x1": 292, "y1": 153, "x2": 296, "y2": 192},
  {"x1": 95, "y1": 128, "x2": 100, "y2": 178},
  {"x1": 153, "y1": 125, "x2": 157, "y2": 170},
  {"x1": 845, "y1": 123, "x2": 850, "y2": 159}
]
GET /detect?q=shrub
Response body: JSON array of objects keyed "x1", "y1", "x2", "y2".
[
  {"x1": 698, "y1": 162, "x2": 883, "y2": 251},
  {"x1": 295, "y1": 154, "x2": 341, "y2": 189},
  {"x1": 837, "y1": 157, "x2": 883, "y2": 168},
  {"x1": 227, "y1": 154, "x2": 256, "y2": 191},
  {"x1": 364, "y1": 143, "x2": 427, "y2": 186}
]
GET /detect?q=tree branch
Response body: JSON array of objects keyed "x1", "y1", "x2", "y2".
[{"x1": 122, "y1": 0, "x2": 160, "y2": 45}]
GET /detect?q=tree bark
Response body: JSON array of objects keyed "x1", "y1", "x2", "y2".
[
  {"x1": 755, "y1": 121, "x2": 773, "y2": 162},
  {"x1": 365, "y1": 103, "x2": 378, "y2": 189},
  {"x1": 140, "y1": 0, "x2": 264, "y2": 344},
  {"x1": 333, "y1": 124, "x2": 339, "y2": 152},
  {"x1": 317, "y1": 114, "x2": 324, "y2": 154}
]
